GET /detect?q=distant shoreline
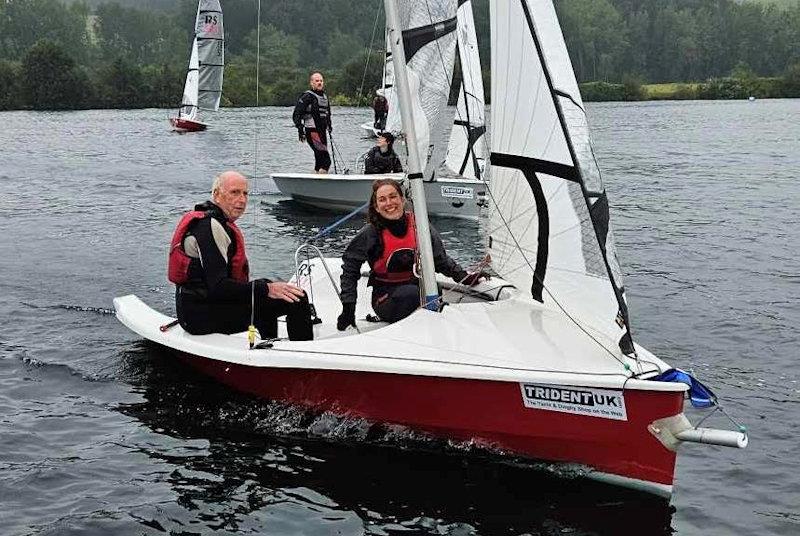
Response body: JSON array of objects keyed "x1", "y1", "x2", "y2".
[
  {"x1": 1, "y1": 78, "x2": 798, "y2": 113},
  {"x1": 579, "y1": 77, "x2": 800, "y2": 102}
]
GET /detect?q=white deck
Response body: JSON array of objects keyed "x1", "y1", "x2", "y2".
[{"x1": 114, "y1": 258, "x2": 681, "y2": 393}]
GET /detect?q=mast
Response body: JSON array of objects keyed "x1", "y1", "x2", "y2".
[{"x1": 384, "y1": 0, "x2": 439, "y2": 311}]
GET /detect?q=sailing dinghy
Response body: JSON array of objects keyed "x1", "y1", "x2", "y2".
[
  {"x1": 169, "y1": 0, "x2": 224, "y2": 132},
  {"x1": 117, "y1": 0, "x2": 747, "y2": 498},
  {"x1": 272, "y1": 0, "x2": 486, "y2": 219},
  {"x1": 360, "y1": 0, "x2": 487, "y2": 179},
  {"x1": 359, "y1": 41, "x2": 393, "y2": 138},
  {"x1": 441, "y1": 0, "x2": 487, "y2": 181}
]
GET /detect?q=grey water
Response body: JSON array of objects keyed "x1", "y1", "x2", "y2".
[{"x1": 0, "y1": 100, "x2": 798, "y2": 535}]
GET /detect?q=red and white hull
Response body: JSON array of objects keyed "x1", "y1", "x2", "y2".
[
  {"x1": 114, "y1": 259, "x2": 746, "y2": 498},
  {"x1": 177, "y1": 352, "x2": 684, "y2": 494},
  {"x1": 169, "y1": 116, "x2": 208, "y2": 132}
]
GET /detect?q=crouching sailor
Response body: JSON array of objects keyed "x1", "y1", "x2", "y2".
[
  {"x1": 337, "y1": 179, "x2": 489, "y2": 330},
  {"x1": 169, "y1": 170, "x2": 313, "y2": 341}
]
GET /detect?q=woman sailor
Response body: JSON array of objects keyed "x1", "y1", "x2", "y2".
[{"x1": 337, "y1": 179, "x2": 489, "y2": 330}]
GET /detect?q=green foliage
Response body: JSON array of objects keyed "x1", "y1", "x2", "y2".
[
  {"x1": 20, "y1": 40, "x2": 91, "y2": 109},
  {"x1": 730, "y1": 61, "x2": 756, "y2": 80},
  {"x1": 224, "y1": 24, "x2": 305, "y2": 106},
  {"x1": 327, "y1": 31, "x2": 364, "y2": 69},
  {"x1": 621, "y1": 74, "x2": 646, "y2": 101},
  {"x1": 334, "y1": 50, "x2": 384, "y2": 106},
  {"x1": 579, "y1": 81, "x2": 625, "y2": 102},
  {"x1": 93, "y1": 3, "x2": 187, "y2": 66},
  {"x1": 140, "y1": 63, "x2": 183, "y2": 108},
  {"x1": 3, "y1": 0, "x2": 800, "y2": 110},
  {"x1": 97, "y1": 57, "x2": 145, "y2": 108},
  {"x1": 0, "y1": 0, "x2": 92, "y2": 62},
  {"x1": 0, "y1": 60, "x2": 22, "y2": 110},
  {"x1": 783, "y1": 62, "x2": 800, "y2": 96},
  {"x1": 231, "y1": 24, "x2": 300, "y2": 74},
  {"x1": 558, "y1": 0, "x2": 629, "y2": 81}
]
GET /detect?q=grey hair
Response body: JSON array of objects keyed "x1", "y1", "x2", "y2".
[{"x1": 211, "y1": 174, "x2": 224, "y2": 197}]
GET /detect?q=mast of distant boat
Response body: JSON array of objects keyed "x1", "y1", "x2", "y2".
[{"x1": 383, "y1": 0, "x2": 438, "y2": 310}]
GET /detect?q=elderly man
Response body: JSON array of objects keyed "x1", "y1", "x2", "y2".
[
  {"x1": 169, "y1": 171, "x2": 313, "y2": 341},
  {"x1": 292, "y1": 71, "x2": 333, "y2": 173}
]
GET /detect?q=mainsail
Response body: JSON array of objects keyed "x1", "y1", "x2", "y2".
[
  {"x1": 488, "y1": 0, "x2": 634, "y2": 354},
  {"x1": 178, "y1": 0, "x2": 224, "y2": 120},
  {"x1": 443, "y1": 0, "x2": 487, "y2": 181},
  {"x1": 178, "y1": 40, "x2": 200, "y2": 121},
  {"x1": 383, "y1": 0, "x2": 458, "y2": 176}
]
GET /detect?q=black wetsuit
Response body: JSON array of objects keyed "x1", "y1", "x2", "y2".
[
  {"x1": 364, "y1": 146, "x2": 403, "y2": 174},
  {"x1": 293, "y1": 89, "x2": 332, "y2": 171},
  {"x1": 175, "y1": 201, "x2": 313, "y2": 341},
  {"x1": 339, "y1": 214, "x2": 467, "y2": 322},
  {"x1": 373, "y1": 96, "x2": 388, "y2": 130}
]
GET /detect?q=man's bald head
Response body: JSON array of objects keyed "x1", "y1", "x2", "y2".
[
  {"x1": 309, "y1": 72, "x2": 324, "y2": 91},
  {"x1": 211, "y1": 171, "x2": 249, "y2": 221}
]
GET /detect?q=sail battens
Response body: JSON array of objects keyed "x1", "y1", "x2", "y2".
[
  {"x1": 401, "y1": 16, "x2": 457, "y2": 61},
  {"x1": 489, "y1": 0, "x2": 633, "y2": 352},
  {"x1": 443, "y1": 0, "x2": 486, "y2": 181},
  {"x1": 491, "y1": 152, "x2": 579, "y2": 183},
  {"x1": 178, "y1": 0, "x2": 224, "y2": 120},
  {"x1": 383, "y1": 0, "x2": 458, "y2": 176}
]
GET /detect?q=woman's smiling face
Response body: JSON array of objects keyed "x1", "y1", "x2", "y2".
[{"x1": 374, "y1": 184, "x2": 404, "y2": 220}]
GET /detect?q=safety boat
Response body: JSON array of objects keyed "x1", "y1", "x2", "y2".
[
  {"x1": 117, "y1": 0, "x2": 747, "y2": 498},
  {"x1": 169, "y1": 0, "x2": 224, "y2": 132}
]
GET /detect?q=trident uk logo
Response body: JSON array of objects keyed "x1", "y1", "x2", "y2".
[{"x1": 519, "y1": 383, "x2": 628, "y2": 421}]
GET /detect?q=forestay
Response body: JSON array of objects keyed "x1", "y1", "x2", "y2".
[
  {"x1": 487, "y1": 0, "x2": 634, "y2": 354},
  {"x1": 384, "y1": 0, "x2": 458, "y2": 177},
  {"x1": 443, "y1": 0, "x2": 487, "y2": 181}
]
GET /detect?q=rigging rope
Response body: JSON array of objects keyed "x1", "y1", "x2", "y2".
[
  {"x1": 305, "y1": 202, "x2": 369, "y2": 244},
  {"x1": 251, "y1": 0, "x2": 262, "y2": 226},
  {"x1": 415, "y1": 0, "x2": 638, "y2": 373},
  {"x1": 356, "y1": 2, "x2": 384, "y2": 108}
]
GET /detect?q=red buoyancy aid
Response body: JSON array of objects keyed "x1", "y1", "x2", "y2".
[
  {"x1": 167, "y1": 210, "x2": 250, "y2": 285},
  {"x1": 372, "y1": 212, "x2": 417, "y2": 284}
]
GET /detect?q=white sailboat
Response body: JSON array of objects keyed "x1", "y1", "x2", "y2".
[
  {"x1": 361, "y1": 0, "x2": 488, "y2": 183},
  {"x1": 359, "y1": 38, "x2": 393, "y2": 138},
  {"x1": 272, "y1": 0, "x2": 487, "y2": 219},
  {"x1": 169, "y1": 0, "x2": 224, "y2": 132},
  {"x1": 442, "y1": 0, "x2": 487, "y2": 181},
  {"x1": 117, "y1": 0, "x2": 747, "y2": 498}
]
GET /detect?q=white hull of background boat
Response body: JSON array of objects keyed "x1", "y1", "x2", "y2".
[
  {"x1": 360, "y1": 121, "x2": 381, "y2": 137},
  {"x1": 270, "y1": 172, "x2": 487, "y2": 219}
]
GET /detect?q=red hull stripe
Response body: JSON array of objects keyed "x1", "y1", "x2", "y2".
[
  {"x1": 170, "y1": 118, "x2": 207, "y2": 132},
  {"x1": 177, "y1": 351, "x2": 682, "y2": 487}
]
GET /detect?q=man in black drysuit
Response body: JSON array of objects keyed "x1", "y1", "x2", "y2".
[{"x1": 293, "y1": 71, "x2": 333, "y2": 173}]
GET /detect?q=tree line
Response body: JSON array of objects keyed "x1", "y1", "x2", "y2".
[{"x1": 1, "y1": 0, "x2": 798, "y2": 111}]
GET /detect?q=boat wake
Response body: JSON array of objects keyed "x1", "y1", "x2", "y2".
[{"x1": 21, "y1": 301, "x2": 116, "y2": 316}]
